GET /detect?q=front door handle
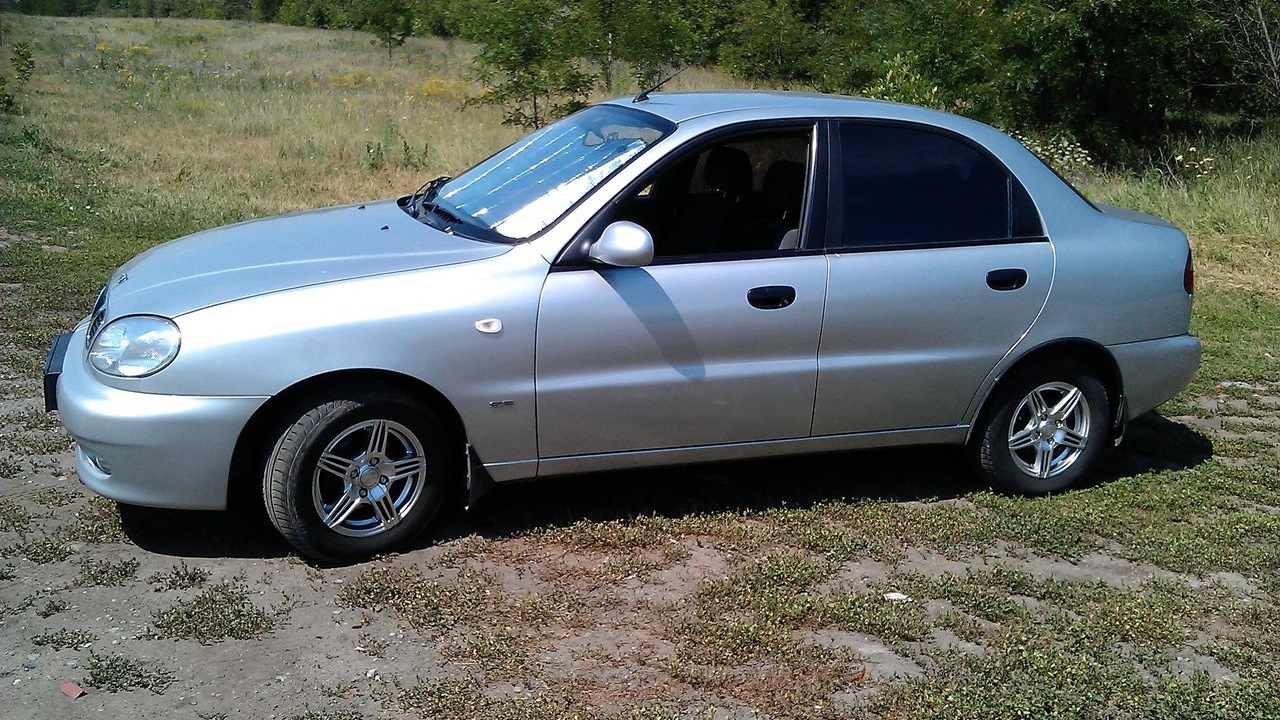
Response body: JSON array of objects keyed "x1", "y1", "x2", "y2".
[
  {"x1": 747, "y1": 285, "x2": 797, "y2": 310},
  {"x1": 987, "y1": 268, "x2": 1028, "y2": 291}
]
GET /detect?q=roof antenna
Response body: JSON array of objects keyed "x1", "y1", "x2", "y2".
[{"x1": 633, "y1": 66, "x2": 686, "y2": 103}]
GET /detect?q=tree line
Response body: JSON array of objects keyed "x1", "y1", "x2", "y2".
[{"x1": 10, "y1": 0, "x2": 1280, "y2": 162}]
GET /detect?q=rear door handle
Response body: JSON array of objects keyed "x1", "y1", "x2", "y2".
[
  {"x1": 987, "y1": 268, "x2": 1028, "y2": 291},
  {"x1": 747, "y1": 285, "x2": 796, "y2": 310}
]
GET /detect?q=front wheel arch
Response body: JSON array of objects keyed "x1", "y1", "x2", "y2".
[{"x1": 227, "y1": 370, "x2": 466, "y2": 512}]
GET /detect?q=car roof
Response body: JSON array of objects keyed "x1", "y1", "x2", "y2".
[{"x1": 604, "y1": 90, "x2": 953, "y2": 126}]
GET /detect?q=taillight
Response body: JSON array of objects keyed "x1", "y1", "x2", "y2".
[{"x1": 1183, "y1": 250, "x2": 1195, "y2": 295}]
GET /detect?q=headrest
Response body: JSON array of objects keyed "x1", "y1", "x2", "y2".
[
  {"x1": 762, "y1": 160, "x2": 805, "y2": 210},
  {"x1": 703, "y1": 146, "x2": 752, "y2": 197}
]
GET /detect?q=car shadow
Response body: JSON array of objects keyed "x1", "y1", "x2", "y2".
[
  {"x1": 424, "y1": 411, "x2": 1216, "y2": 547},
  {"x1": 118, "y1": 502, "x2": 291, "y2": 559},
  {"x1": 115, "y1": 412, "x2": 1214, "y2": 560},
  {"x1": 1078, "y1": 411, "x2": 1214, "y2": 488},
  {"x1": 429, "y1": 445, "x2": 980, "y2": 546}
]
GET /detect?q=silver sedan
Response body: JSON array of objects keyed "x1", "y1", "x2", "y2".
[{"x1": 45, "y1": 92, "x2": 1200, "y2": 562}]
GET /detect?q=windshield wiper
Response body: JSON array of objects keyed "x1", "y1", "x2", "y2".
[
  {"x1": 407, "y1": 175, "x2": 450, "y2": 220},
  {"x1": 423, "y1": 201, "x2": 463, "y2": 226},
  {"x1": 406, "y1": 175, "x2": 467, "y2": 232}
]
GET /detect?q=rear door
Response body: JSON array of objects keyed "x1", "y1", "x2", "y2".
[{"x1": 812, "y1": 121, "x2": 1053, "y2": 435}]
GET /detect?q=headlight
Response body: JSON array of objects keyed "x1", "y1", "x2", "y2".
[{"x1": 88, "y1": 315, "x2": 181, "y2": 377}]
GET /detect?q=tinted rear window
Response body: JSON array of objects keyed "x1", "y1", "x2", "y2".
[{"x1": 838, "y1": 123, "x2": 1012, "y2": 248}]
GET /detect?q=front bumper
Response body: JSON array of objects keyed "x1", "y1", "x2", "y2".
[{"x1": 49, "y1": 328, "x2": 268, "y2": 511}]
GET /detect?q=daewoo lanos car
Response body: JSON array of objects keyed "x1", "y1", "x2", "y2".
[{"x1": 44, "y1": 92, "x2": 1200, "y2": 562}]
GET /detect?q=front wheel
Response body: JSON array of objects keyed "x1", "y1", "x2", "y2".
[
  {"x1": 263, "y1": 391, "x2": 453, "y2": 563},
  {"x1": 971, "y1": 363, "x2": 1109, "y2": 495}
]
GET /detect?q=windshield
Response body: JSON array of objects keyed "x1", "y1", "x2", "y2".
[{"x1": 434, "y1": 105, "x2": 673, "y2": 241}]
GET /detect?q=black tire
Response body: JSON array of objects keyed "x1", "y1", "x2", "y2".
[
  {"x1": 970, "y1": 362, "x2": 1109, "y2": 495},
  {"x1": 263, "y1": 390, "x2": 453, "y2": 563}
]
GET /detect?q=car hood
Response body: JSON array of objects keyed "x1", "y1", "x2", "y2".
[{"x1": 105, "y1": 200, "x2": 511, "y2": 318}]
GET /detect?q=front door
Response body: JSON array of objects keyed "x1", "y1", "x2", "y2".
[
  {"x1": 537, "y1": 257, "x2": 827, "y2": 457},
  {"x1": 535, "y1": 126, "x2": 827, "y2": 459}
]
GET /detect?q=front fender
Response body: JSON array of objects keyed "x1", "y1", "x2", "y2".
[{"x1": 115, "y1": 244, "x2": 550, "y2": 471}]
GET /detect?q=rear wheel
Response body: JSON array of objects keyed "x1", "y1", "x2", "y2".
[
  {"x1": 971, "y1": 363, "x2": 1109, "y2": 495},
  {"x1": 263, "y1": 390, "x2": 452, "y2": 563}
]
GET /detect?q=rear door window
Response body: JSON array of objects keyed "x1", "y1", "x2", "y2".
[{"x1": 835, "y1": 123, "x2": 1039, "y2": 249}]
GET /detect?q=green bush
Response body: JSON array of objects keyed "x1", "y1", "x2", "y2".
[
  {"x1": 0, "y1": 74, "x2": 14, "y2": 114},
  {"x1": 721, "y1": 0, "x2": 818, "y2": 88},
  {"x1": 998, "y1": 0, "x2": 1219, "y2": 161}
]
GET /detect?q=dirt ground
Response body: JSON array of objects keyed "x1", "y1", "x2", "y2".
[{"x1": 1, "y1": 281, "x2": 1276, "y2": 718}]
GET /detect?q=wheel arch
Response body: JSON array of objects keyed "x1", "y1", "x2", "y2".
[
  {"x1": 226, "y1": 369, "x2": 468, "y2": 509},
  {"x1": 966, "y1": 338, "x2": 1123, "y2": 447}
]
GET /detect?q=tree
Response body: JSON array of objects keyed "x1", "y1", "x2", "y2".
[
  {"x1": 409, "y1": 0, "x2": 464, "y2": 38},
  {"x1": 252, "y1": 0, "x2": 282, "y2": 21},
  {"x1": 613, "y1": 0, "x2": 694, "y2": 88},
  {"x1": 467, "y1": 0, "x2": 592, "y2": 128},
  {"x1": 1213, "y1": 0, "x2": 1280, "y2": 112},
  {"x1": 997, "y1": 0, "x2": 1216, "y2": 158},
  {"x1": 355, "y1": 0, "x2": 413, "y2": 60},
  {"x1": 570, "y1": 0, "x2": 625, "y2": 93},
  {"x1": 721, "y1": 0, "x2": 819, "y2": 88}
]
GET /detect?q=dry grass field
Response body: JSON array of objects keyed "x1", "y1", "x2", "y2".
[{"x1": 1, "y1": 14, "x2": 1279, "y2": 720}]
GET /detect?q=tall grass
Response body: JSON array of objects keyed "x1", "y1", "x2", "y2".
[
  {"x1": 1082, "y1": 136, "x2": 1280, "y2": 299},
  {"x1": 1079, "y1": 136, "x2": 1280, "y2": 389},
  {"x1": 3, "y1": 15, "x2": 748, "y2": 232},
  {"x1": 16, "y1": 16, "x2": 516, "y2": 224}
]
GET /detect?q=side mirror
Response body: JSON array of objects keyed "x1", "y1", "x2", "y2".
[{"x1": 588, "y1": 221, "x2": 654, "y2": 268}]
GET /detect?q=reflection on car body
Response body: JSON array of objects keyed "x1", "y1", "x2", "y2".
[{"x1": 45, "y1": 92, "x2": 1200, "y2": 562}]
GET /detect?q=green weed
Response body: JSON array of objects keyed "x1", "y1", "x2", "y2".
[
  {"x1": 444, "y1": 627, "x2": 537, "y2": 677},
  {"x1": 0, "y1": 499, "x2": 31, "y2": 533},
  {"x1": 0, "y1": 458, "x2": 22, "y2": 479},
  {"x1": 398, "y1": 679, "x2": 581, "y2": 720},
  {"x1": 150, "y1": 580, "x2": 275, "y2": 643},
  {"x1": 336, "y1": 566, "x2": 492, "y2": 635},
  {"x1": 57, "y1": 496, "x2": 129, "y2": 545},
  {"x1": 3, "y1": 535, "x2": 73, "y2": 564},
  {"x1": 32, "y1": 487, "x2": 80, "y2": 508},
  {"x1": 2, "y1": 408, "x2": 71, "y2": 455},
  {"x1": 147, "y1": 560, "x2": 211, "y2": 592},
  {"x1": 819, "y1": 591, "x2": 934, "y2": 643},
  {"x1": 286, "y1": 711, "x2": 364, "y2": 720},
  {"x1": 35, "y1": 599, "x2": 67, "y2": 617},
  {"x1": 32, "y1": 627, "x2": 96, "y2": 649},
  {"x1": 83, "y1": 650, "x2": 174, "y2": 694},
  {"x1": 74, "y1": 556, "x2": 140, "y2": 587}
]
